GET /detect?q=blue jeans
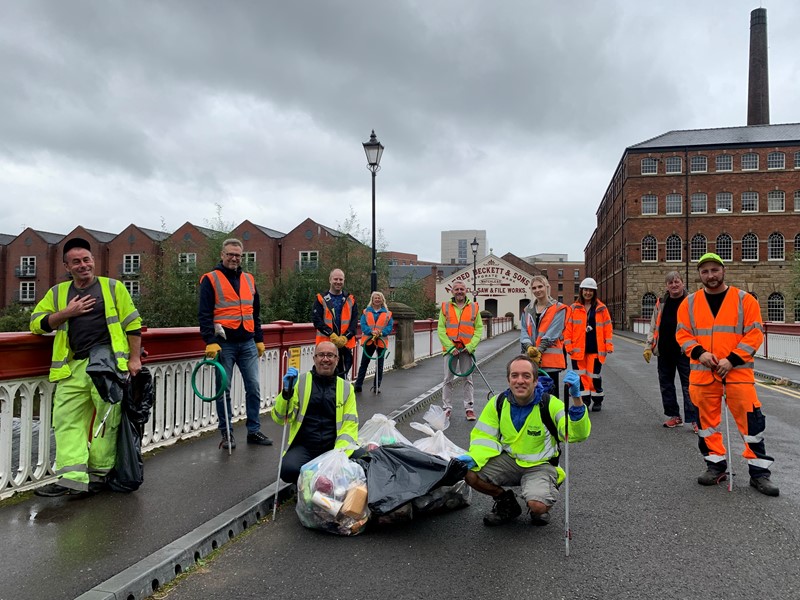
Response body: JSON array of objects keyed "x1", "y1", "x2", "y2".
[
  {"x1": 215, "y1": 341, "x2": 262, "y2": 434},
  {"x1": 657, "y1": 351, "x2": 698, "y2": 423}
]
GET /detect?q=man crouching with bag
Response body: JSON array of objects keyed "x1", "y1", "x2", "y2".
[{"x1": 458, "y1": 355, "x2": 590, "y2": 526}]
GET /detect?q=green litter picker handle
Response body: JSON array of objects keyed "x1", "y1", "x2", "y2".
[
  {"x1": 191, "y1": 358, "x2": 229, "y2": 402},
  {"x1": 448, "y1": 350, "x2": 476, "y2": 377}
]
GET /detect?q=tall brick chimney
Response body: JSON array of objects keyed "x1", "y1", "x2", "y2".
[{"x1": 747, "y1": 7, "x2": 769, "y2": 126}]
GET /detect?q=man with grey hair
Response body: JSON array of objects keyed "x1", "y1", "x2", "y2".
[
  {"x1": 644, "y1": 271, "x2": 698, "y2": 431},
  {"x1": 199, "y1": 238, "x2": 272, "y2": 450}
]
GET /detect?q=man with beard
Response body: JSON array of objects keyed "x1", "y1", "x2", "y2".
[{"x1": 676, "y1": 253, "x2": 778, "y2": 496}]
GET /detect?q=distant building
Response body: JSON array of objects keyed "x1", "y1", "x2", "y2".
[{"x1": 440, "y1": 230, "x2": 487, "y2": 265}]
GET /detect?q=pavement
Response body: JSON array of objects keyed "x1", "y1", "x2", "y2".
[{"x1": 2, "y1": 329, "x2": 799, "y2": 600}]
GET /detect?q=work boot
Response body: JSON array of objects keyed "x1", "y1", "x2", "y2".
[
  {"x1": 591, "y1": 402, "x2": 602, "y2": 412},
  {"x1": 483, "y1": 489, "x2": 522, "y2": 526},
  {"x1": 34, "y1": 483, "x2": 72, "y2": 497},
  {"x1": 530, "y1": 511, "x2": 552, "y2": 526},
  {"x1": 247, "y1": 431, "x2": 273, "y2": 446},
  {"x1": 697, "y1": 467, "x2": 727, "y2": 486},
  {"x1": 750, "y1": 476, "x2": 780, "y2": 497},
  {"x1": 219, "y1": 430, "x2": 236, "y2": 450}
]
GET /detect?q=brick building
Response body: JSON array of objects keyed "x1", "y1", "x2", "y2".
[{"x1": 586, "y1": 123, "x2": 800, "y2": 329}]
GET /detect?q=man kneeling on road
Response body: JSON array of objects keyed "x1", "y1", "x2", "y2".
[
  {"x1": 458, "y1": 355, "x2": 590, "y2": 526},
  {"x1": 272, "y1": 341, "x2": 360, "y2": 484}
]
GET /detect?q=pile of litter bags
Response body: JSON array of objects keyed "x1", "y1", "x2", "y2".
[{"x1": 296, "y1": 409, "x2": 472, "y2": 536}]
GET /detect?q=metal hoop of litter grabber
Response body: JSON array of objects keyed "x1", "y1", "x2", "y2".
[{"x1": 191, "y1": 358, "x2": 233, "y2": 455}]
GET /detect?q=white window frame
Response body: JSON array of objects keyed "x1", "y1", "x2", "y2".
[
  {"x1": 690, "y1": 193, "x2": 707, "y2": 214},
  {"x1": 641, "y1": 194, "x2": 657, "y2": 215},
  {"x1": 641, "y1": 158, "x2": 658, "y2": 175},
  {"x1": 20, "y1": 256, "x2": 36, "y2": 277},
  {"x1": 716, "y1": 192, "x2": 733, "y2": 213},
  {"x1": 642, "y1": 293, "x2": 658, "y2": 319},
  {"x1": 665, "y1": 157, "x2": 682, "y2": 174},
  {"x1": 299, "y1": 250, "x2": 319, "y2": 271},
  {"x1": 573, "y1": 269, "x2": 580, "y2": 280},
  {"x1": 690, "y1": 156, "x2": 707, "y2": 173},
  {"x1": 742, "y1": 191, "x2": 758, "y2": 213},
  {"x1": 242, "y1": 252, "x2": 256, "y2": 268},
  {"x1": 742, "y1": 153, "x2": 759, "y2": 171},
  {"x1": 795, "y1": 152, "x2": 800, "y2": 169},
  {"x1": 20, "y1": 281, "x2": 36, "y2": 302},
  {"x1": 716, "y1": 234, "x2": 733, "y2": 261},
  {"x1": 178, "y1": 252, "x2": 197, "y2": 273},
  {"x1": 665, "y1": 235, "x2": 682, "y2": 262},
  {"x1": 666, "y1": 194, "x2": 682, "y2": 215},
  {"x1": 767, "y1": 152, "x2": 785, "y2": 170},
  {"x1": 690, "y1": 234, "x2": 708, "y2": 261},
  {"x1": 715, "y1": 155, "x2": 733, "y2": 172},
  {"x1": 767, "y1": 293, "x2": 785, "y2": 322},
  {"x1": 768, "y1": 232, "x2": 785, "y2": 261},
  {"x1": 123, "y1": 254, "x2": 140, "y2": 275},
  {"x1": 124, "y1": 280, "x2": 141, "y2": 297},
  {"x1": 742, "y1": 233, "x2": 759, "y2": 261},
  {"x1": 795, "y1": 191, "x2": 800, "y2": 212},
  {"x1": 768, "y1": 190, "x2": 785, "y2": 212},
  {"x1": 641, "y1": 235, "x2": 657, "y2": 262}
]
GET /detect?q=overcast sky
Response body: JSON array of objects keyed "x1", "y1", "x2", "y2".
[{"x1": 2, "y1": 1, "x2": 798, "y2": 263}]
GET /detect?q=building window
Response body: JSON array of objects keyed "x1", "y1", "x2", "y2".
[
  {"x1": 574, "y1": 269, "x2": 580, "y2": 279},
  {"x1": 541, "y1": 270, "x2": 548, "y2": 279},
  {"x1": 767, "y1": 293, "x2": 785, "y2": 322},
  {"x1": 742, "y1": 153, "x2": 759, "y2": 170},
  {"x1": 557, "y1": 269, "x2": 563, "y2": 278},
  {"x1": 715, "y1": 154, "x2": 733, "y2": 172},
  {"x1": 19, "y1": 281, "x2": 36, "y2": 302},
  {"x1": 457, "y1": 239, "x2": 467, "y2": 264},
  {"x1": 641, "y1": 158, "x2": 658, "y2": 175},
  {"x1": 242, "y1": 252, "x2": 256, "y2": 269},
  {"x1": 690, "y1": 193, "x2": 707, "y2": 214},
  {"x1": 796, "y1": 296, "x2": 800, "y2": 323},
  {"x1": 742, "y1": 233, "x2": 759, "y2": 261},
  {"x1": 690, "y1": 156, "x2": 707, "y2": 173},
  {"x1": 767, "y1": 152, "x2": 785, "y2": 170},
  {"x1": 574, "y1": 283, "x2": 580, "y2": 295},
  {"x1": 666, "y1": 194, "x2": 682, "y2": 215},
  {"x1": 557, "y1": 282, "x2": 563, "y2": 291},
  {"x1": 690, "y1": 234, "x2": 707, "y2": 261},
  {"x1": 19, "y1": 256, "x2": 36, "y2": 276},
  {"x1": 665, "y1": 157, "x2": 682, "y2": 174},
  {"x1": 666, "y1": 234, "x2": 682, "y2": 262},
  {"x1": 795, "y1": 233, "x2": 800, "y2": 255},
  {"x1": 716, "y1": 192, "x2": 733, "y2": 213},
  {"x1": 641, "y1": 194, "x2": 657, "y2": 215},
  {"x1": 742, "y1": 191, "x2": 758, "y2": 213},
  {"x1": 124, "y1": 280, "x2": 140, "y2": 297},
  {"x1": 716, "y1": 234, "x2": 733, "y2": 261},
  {"x1": 642, "y1": 293, "x2": 658, "y2": 320},
  {"x1": 795, "y1": 191, "x2": 800, "y2": 211},
  {"x1": 178, "y1": 253, "x2": 197, "y2": 273},
  {"x1": 641, "y1": 235, "x2": 657, "y2": 262},
  {"x1": 299, "y1": 250, "x2": 319, "y2": 271},
  {"x1": 795, "y1": 152, "x2": 800, "y2": 169},
  {"x1": 768, "y1": 190, "x2": 785, "y2": 212},
  {"x1": 768, "y1": 232, "x2": 785, "y2": 260},
  {"x1": 123, "y1": 254, "x2": 140, "y2": 275}
]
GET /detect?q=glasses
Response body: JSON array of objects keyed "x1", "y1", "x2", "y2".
[
  {"x1": 314, "y1": 352, "x2": 338, "y2": 360},
  {"x1": 225, "y1": 253, "x2": 242, "y2": 259}
]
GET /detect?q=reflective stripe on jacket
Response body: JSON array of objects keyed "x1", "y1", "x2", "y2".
[
  {"x1": 30, "y1": 277, "x2": 141, "y2": 382},
  {"x1": 271, "y1": 372, "x2": 359, "y2": 455},
  {"x1": 675, "y1": 286, "x2": 763, "y2": 385},
  {"x1": 315, "y1": 293, "x2": 356, "y2": 349},
  {"x1": 565, "y1": 300, "x2": 613, "y2": 362},
  {"x1": 200, "y1": 270, "x2": 255, "y2": 332},
  {"x1": 437, "y1": 300, "x2": 482, "y2": 353},
  {"x1": 361, "y1": 308, "x2": 392, "y2": 348},
  {"x1": 520, "y1": 301, "x2": 569, "y2": 369}
]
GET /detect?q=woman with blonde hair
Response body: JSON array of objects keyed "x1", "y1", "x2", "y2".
[{"x1": 354, "y1": 291, "x2": 394, "y2": 394}]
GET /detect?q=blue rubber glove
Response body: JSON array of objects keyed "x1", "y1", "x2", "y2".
[
  {"x1": 456, "y1": 454, "x2": 477, "y2": 470},
  {"x1": 282, "y1": 367, "x2": 299, "y2": 392},
  {"x1": 564, "y1": 370, "x2": 581, "y2": 398}
]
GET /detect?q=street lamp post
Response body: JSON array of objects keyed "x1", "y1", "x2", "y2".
[
  {"x1": 471, "y1": 237, "x2": 479, "y2": 302},
  {"x1": 362, "y1": 130, "x2": 384, "y2": 293}
]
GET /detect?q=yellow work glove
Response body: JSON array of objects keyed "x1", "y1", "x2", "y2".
[
  {"x1": 256, "y1": 342, "x2": 265, "y2": 358},
  {"x1": 643, "y1": 348, "x2": 652, "y2": 364},
  {"x1": 205, "y1": 343, "x2": 222, "y2": 359},
  {"x1": 329, "y1": 333, "x2": 340, "y2": 346},
  {"x1": 336, "y1": 335, "x2": 348, "y2": 349},
  {"x1": 527, "y1": 346, "x2": 542, "y2": 366}
]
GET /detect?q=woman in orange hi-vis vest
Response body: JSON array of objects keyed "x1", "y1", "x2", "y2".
[
  {"x1": 675, "y1": 252, "x2": 778, "y2": 497},
  {"x1": 565, "y1": 277, "x2": 613, "y2": 411},
  {"x1": 354, "y1": 291, "x2": 394, "y2": 394}
]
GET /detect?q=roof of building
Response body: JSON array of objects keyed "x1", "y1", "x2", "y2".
[
  {"x1": 35, "y1": 230, "x2": 66, "y2": 245},
  {"x1": 629, "y1": 122, "x2": 800, "y2": 151},
  {"x1": 83, "y1": 229, "x2": 117, "y2": 243},
  {"x1": 255, "y1": 224, "x2": 285, "y2": 238},
  {"x1": 388, "y1": 265, "x2": 461, "y2": 288},
  {"x1": 196, "y1": 225, "x2": 224, "y2": 238},
  {"x1": 138, "y1": 227, "x2": 172, "y2": 242},
  {"x1": 0, "y1": 234, "x2": 15, "y2": 245}
]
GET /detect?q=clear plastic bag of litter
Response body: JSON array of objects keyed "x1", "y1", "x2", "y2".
[
  {"x1": 358, "y1": 413, "x2": 413, "y2": 451},
  {"x1": 409, "y1": 422, "x2": 467, "y2": 461},
  {"x1": 296, "y1": 448, "x2": 369, "y2": 536},
  {"x1": 422, "y1": 404, "x2": 450, "y2": 431}
]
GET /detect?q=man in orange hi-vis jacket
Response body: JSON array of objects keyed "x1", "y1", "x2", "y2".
[{"x1": 676, "y1": 252, "x2": 778, "y2": 497}]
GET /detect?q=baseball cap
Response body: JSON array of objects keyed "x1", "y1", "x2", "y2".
[
  {"x1": 63, "y1": 237, "x2": 91, "y2": 258},
  {"x1": 697, "y1": 252, "x2": 724, "y2": 267}
]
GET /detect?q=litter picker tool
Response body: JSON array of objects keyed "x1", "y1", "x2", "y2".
[
  {"x1": 722, "y1": 378, "x2": 734, "y2": 491},
  {"x1": 448, "y1": 351, "x2": 494, "y2": 400},
  {"x1": 191, "y1": 358, "x2": 231, "y2": 455},
  {"x1": 564, "y1": 382, "x2": 571, "y2": 557},
  {"x1": 274, "y1": 351, "x2": 291, "y2": 520}
]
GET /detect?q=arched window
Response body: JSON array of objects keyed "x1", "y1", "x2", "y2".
[
  {"x1": 690, "y1": 234, "x2": 707, "y2": 261},
  {"x1": 749, "y1": 292, "x2": 759, "y2": 300},
  {"x1": 768, "y1": 232, "x2": 785, "y2": 260},
  {"x1": 716, "y1": 233, "x2": 733, "y2": 261},
  {"x1": 742, "y1": 233, "x2": 759, "y2": 261},
  {"x1": 641, "y1": 235, "x2": 657, "y2": 262},
  {"x1": 794, "y1": 233, "x2": 800, "y2": 255},
  {"x1": 767, "y1": 293, "x2": 785, "y2": 322},
  {"x1": 666, "y1": 235, "x2": 682, "y2": 262},
  {"x1": 642, "y1": 293, "x2": 657, "y2": 320},
  {"x1": 795, "y1": 296, "x2": 800, "y2": 323}
]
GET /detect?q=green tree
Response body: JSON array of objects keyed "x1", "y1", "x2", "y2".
[
  {"x1": 0, "y1": 302, "x2": 31, "y2": 332},
  {"x1": 389, "y1": 275, "x2": 437, "y2": 319}
]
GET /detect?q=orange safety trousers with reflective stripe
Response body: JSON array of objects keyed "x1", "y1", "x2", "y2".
[{"x1": 201, "y1": 271, "x2": 255, "y2": 332}]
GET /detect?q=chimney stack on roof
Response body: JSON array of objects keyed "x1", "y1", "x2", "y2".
[{"x1": 747, "y1": 7, "x2": 769, "y2": 126}]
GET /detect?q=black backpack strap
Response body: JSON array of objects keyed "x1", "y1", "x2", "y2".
[{"x1": 539, "y1": 394, "x2": 562, "y2": 466}]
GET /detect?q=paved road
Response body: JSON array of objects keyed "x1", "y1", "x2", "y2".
[{"x1": 154, "y1": 335, "x2": 800, "y2": 600}]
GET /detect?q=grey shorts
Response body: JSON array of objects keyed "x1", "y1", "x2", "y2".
[{"x1": 477, "y1": 453, "x2": 559, "y2": 506}]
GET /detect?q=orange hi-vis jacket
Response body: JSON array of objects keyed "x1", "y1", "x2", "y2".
[
  {"x1": 565, "y1": 300, "x2": 613, "y2": 362},
  {"x1": 315, "y1": 293, "x2": 356, "y2": 349},
  {"x1": 676, "y1": 286, "x2": 763, "y2": 385},
  {"x1": 522, "y1": 302, "x2": 569, "y2": 369},
  {"x1": 200, "y1": 270, "x2": 255, "y2": 332},
  {"x1": 440, "y1": 301, "x2": 479, "y2": 351},
  {"x1": 361, "y1": 310, "x2": 391, "y2": 348}
]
